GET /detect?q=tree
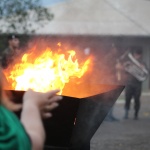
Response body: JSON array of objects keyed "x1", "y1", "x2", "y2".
[{"x1": 0, "y1": 0, "x2": 53, "y2": 34}]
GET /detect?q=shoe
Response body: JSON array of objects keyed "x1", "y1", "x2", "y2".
[
  {"x1": 104, "y1": 118, "x2": 112, "y2": 122},
  {"x1": 124, "y1": 115, "x2": 128, "y2": 119},
  {"x1": 105, "y1": 116, "x2": 119, "y2": 122},
  {"x1": 111, "y1": 116, "x2": 119, "y2": 121},
  {"x1": 134, "y1": 111, "x2": 139, "y2": 120},
  {"x1": 134, "y1": 113, "x2": 139, "y2": 120}
]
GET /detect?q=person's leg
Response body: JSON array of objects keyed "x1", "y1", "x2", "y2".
[
  {"x1": 105, "y1": 107, "x2": 119, "y2": 121},
  {"x1": 124, "y1": 85, "x2": 133, "y2": 119},
  {"x1": 105, "y1": 108, "x2": 113, "y2": 121},
  {"x1": 133, "y1": 85, "x2": 142, "y2": 120}
]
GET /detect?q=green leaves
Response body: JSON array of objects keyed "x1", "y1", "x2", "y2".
[{"x1": 0, "y1": 0, "x2": 53, "y2": 34}]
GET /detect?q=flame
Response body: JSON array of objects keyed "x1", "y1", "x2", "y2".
[{"x1": 3, "y1": 44, "x2": 92, "y2": 94}]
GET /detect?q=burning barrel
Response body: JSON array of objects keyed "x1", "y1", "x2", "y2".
[
  {"x1": 3, "y1": 42, "x2": 124, "y2": 149},
  {"x1": 7, "y1": 84, "x2": 124, "y2": 150}
]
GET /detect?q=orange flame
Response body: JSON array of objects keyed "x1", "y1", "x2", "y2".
[{"x1": 4, "y1": 44, "x2": 92, "y2": 94}]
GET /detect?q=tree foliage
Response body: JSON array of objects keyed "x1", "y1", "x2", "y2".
[{"x1": 0, "y1": 0, "x2": 53, "y2": 34}]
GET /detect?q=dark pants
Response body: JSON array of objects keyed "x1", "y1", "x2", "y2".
[{"x1": 125, "y1": 84, "x2": 142, "y2": 116}]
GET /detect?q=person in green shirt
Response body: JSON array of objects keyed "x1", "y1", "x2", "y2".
[{"x1": 0, "y1": 68, "x2": 62, "y2": 150}]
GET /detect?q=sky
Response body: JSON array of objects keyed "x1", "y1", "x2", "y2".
[{"x1": 41, "y1": 0, "x2": 70, "y2": 6}]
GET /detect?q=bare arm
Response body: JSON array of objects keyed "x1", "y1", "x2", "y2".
[
  {"x1": 21, "y1": 102, "x2": 45, "y2": 150},
  {"x1": 21, "y1": 89, "x2": 62, "y2": 150}
]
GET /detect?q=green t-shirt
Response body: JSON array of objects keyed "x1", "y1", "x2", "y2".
[{"x1": 0, "y1": 105, "x2": 31, "y2": 150}]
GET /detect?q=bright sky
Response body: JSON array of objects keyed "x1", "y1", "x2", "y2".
[{"x1": 41, "y1": 0, "x2": 70, "y2": 6}]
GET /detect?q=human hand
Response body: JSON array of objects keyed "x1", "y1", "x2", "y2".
[
  {"x1": 116, "y1": 63, "x2": 123, "y2": 70},
  {"x1": 140, "y1": 64, "x2": 145, "y2": 69},
  {"x1": 23, "y1": 89, "x2": 62, "y2": 118}
]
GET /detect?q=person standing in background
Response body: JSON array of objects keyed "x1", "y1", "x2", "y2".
[
  {"x1": 104, "y1": 44, "x2": 120, "y2": 121},
  {"x1": 0, "y1": 34, "x2": 21, "y2": 69},
  {"x1": 116, "y1": 47, "x2": 149, "y2": 120}
]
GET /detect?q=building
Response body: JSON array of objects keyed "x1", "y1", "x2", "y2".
[
  {"x1": 34, "y1": 0, "x2": 150, "y2": 91},
  {"x1": 0, "y1": 0, "x2": 149, "y2": 91}
]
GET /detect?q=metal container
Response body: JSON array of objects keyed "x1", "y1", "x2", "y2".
[{"x1": 8, "y1": 84, "x2": 124, "y2": 150}]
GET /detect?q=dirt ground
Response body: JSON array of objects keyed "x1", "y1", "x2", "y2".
[{"x1": 91, "y1": 95, "x2": 150, "y2": 150}]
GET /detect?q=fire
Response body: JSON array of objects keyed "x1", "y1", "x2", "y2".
[{"x1": 3, "y1": 44, "x2": 92, "y2": 94}]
